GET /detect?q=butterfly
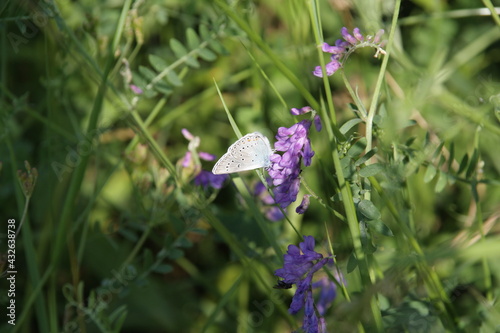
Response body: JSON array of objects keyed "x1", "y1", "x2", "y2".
[{"x1": 212, "y1": 132, "x2": 273, "y2": 175}]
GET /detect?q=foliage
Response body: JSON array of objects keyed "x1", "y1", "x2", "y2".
[{"x1": 1, "y1": 0, "x2": 500, "y2": 332}]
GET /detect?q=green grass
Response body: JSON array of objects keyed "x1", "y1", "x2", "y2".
[{"x1": 1, "y1": 0, "x2": 500, "y2": 332}]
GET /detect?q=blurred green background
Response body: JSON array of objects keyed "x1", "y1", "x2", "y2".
[{"x1": 1, "y1": 0, "x2": 500, "y2": 332}]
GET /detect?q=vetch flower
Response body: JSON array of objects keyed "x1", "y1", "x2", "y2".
[
  {"x1": 268, "y1": 108, "x2": 320, "y2": 212},
  {"x1": 199, "y1": 152, "x2": 216, "y2": 161},
  {"x1": 254, "y1": 179, "x2": 285, "y2": 221},
  {"x1": 194, "y1": 170, "x2": 226, "y2": 189},
  {"x1": 312, "y1": 277, "x2": 337, "y2": 316},
  {"x1": 313, "y1": 27, "x2": 386, "y2": 77},
  {"x1": 275, "y1": 236, "x2": 334, "y2": 333},
  {"x1": 130, "y1": 84, "x2": 143, "y2": 94},
  {"x1": 313, "y1": 114, "x2": 322, "y2": 132},
  {"x1": 296, "y1": 194, "x2": 311, "y2": 214},
  {"x1": 182, "y1": 151, "x2": 192, "y2": 168},
  {"x1": 181, "y1": 129, "x2": 228, "y2": 189}
]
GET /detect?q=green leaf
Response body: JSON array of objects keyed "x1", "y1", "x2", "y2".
[
  {"x1": 143, "y1": 249, "x2": 154, "y2": 269},
  {"x1": 437, "y1": 154, "x2": 446, "y2": 168},
  {"x1": 347, "y1": 252, "x2": 358, "y2": 273},
  {"x1": 200, "y1": 25, "x2": 228, "y2": 55},
  {"x1": 175, "y1": 236, "x2": 193, "y2": 248},
  {"x1": 132, "y1": 71, "x2": 147, "y2": 89},
  {"x1": 447, "y1": 142, "x2": 455, "y2": 170},
  {"x1": 111, "y1": 308, "x2": 128, "y2": 333},
  {"x1": 118, "y1": 228, "x2": 138, "y2": 242},
  {"x1": 138, "y1": 65, "x2": 157, "y2": 81},
  {"x1": 198, "y1": 48, "x2": 217, "y2": 61},
  {"x1": 367, "y1": 219, "x2": 394, "y2": 236},
  {"x1": 166, "y1": 70, "x2": 183, "y2": 87},
  {"x1": 340, "y1": 118, "x2": 363, "y2": 134},
  {"x1": 435, "y1": 171, "x2": 448, "y2": 192},
  {"x1": 154, "y1": 82, "x2": 173, "y2": 96},
  {"x1": 199, "y1": 24, "x2": 211, "y2": 39},
  {"x1": 354, "y1": 148, "x2": 377, "y2": 166},
  {"x1": 359, "y1": 163, "x2": 384, "y2": 177},
  {"x1": 432, "y1": 141, "x2": 445, "y2": 159},
  {"x1": 148, "y1": 54, "x2": 168, "y2": 72},
  {"x1": 170, "y1": 38, "x2": 188, "y2": 58},
  {"x1": 466, "y1": 149, "x2": 479, "y2": 179},
  {"x1": 405, "y1": 137, "x2": 417, "y2": 146},
  {"x1": 109, "y1": 305, "x2": 127, "y2": 324},
  {"x1": 188, "y1": 227, "x2": 208, "y2": 236},
  {"x1": 357, "y1": 199, "x2": 381, "y2": 220},
  {"x1": 347, "y1": 138, "x2": 367, "y2": 158},
  {"x1": 458, "y1": 153, "x2": 469, "y2": 175},
  {"x1": 341, "y1": 156, "x2": 355, "y2": 179},
  {"x1": 152, "y1": 264, "x2": 173, "y2": 274},
  {"x1": 167, "y1": 248, "x2": 184, "y2": 260},
  {"x1": 424, "y1": 131, "x2": 431, "y2": 147},
  {"x1": 185, "y1": 54, "x2": 200, "y2": 68},
  {"x1": 186, "y1": 28, "x2": 200, "y2": 49},
  {"x1": 423, "y1": 165, "x2": 437, "y2": 183}
]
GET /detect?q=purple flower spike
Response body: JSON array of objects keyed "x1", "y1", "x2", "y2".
[
  {"x1": 341, "y1": 27, "x2": 357, "y2": 44},
  {"x1": 275, "y1": 236, "x2": 334, "y2": 333},
  {"x1": 268, "y1": 117, "x2": 317, "y2": 211},
  {"x1": 313, "y1": 27, "x2": 386, "y2": 77}
]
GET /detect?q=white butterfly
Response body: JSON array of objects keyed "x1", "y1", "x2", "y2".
[{"x1": 212, "y1": 132, "x2": 273, "y2": 175}]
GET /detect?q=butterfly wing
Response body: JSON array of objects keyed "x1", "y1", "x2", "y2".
[{"x1": 212, "y1": 132, "x2": 273, "y2": 175}]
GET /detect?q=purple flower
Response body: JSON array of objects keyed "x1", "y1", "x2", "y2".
[
  {"x1": 267, "y1": 107, "x2": 321, "y2": 212},
  {"x1": 353, "y1": 27, "x2": 364, "y2": 42},
  {"x1": 194, "y1": 170, "x2": 227, "y2": 189},
  {"x1": 181, "y1": 129, "x2": 228, "y2": 190},
  {"x1": 291, "y1": 106, "x2": 313, "y2": 115},
  {"x1": 312, "y1": 277, "x2": 337, "y2": 316},
  {"x1": 302, "y1": 291, "x2": 319, "y2": 333},
  {"x1": 374, "y1": 29, "x2": 385, "y2": 44},
  {"x1": 313, "y1": 115, "x2": 322, "y2": 132},
  {"x1": 253, "y1": 180, "x2": 285, "y2": 221},
  {"x1": 321, "y1": 42, "x2": 344, "y2": 54},
  {"x1": 199, "y1": 151, "x2": 216, "y2": 161},
  {"x1": 268, "y1": 120, "x2": 315, "y2": 210},
  {"x1": 341, "y1": 27, "x2": 358, "y2": 45},
  {"x1": 130, "y1": 84, "x2": 143, "y2": 94},
  {"x1": 182, "y1": 151, "x2": 192, "y2": 168},
  {"x1": 296, "y1": 194, "x2": 311, "y2": 214},
  {"x1": 313, "y1": 60, "x2": 341, "y2": 77},
  {"x1": 313, "y1": 27, "x2": 386, "y2": 77},
  {"x1": 275, "y1": 236, "x2": 334, "y2": 333},
  {"x1": 181, "y1": 128, "x2": 195, "y2": 140}
]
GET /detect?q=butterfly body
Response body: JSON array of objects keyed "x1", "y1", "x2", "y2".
[{"x1": 212, "y1": 132, "x2": 273, "y2": 175}]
